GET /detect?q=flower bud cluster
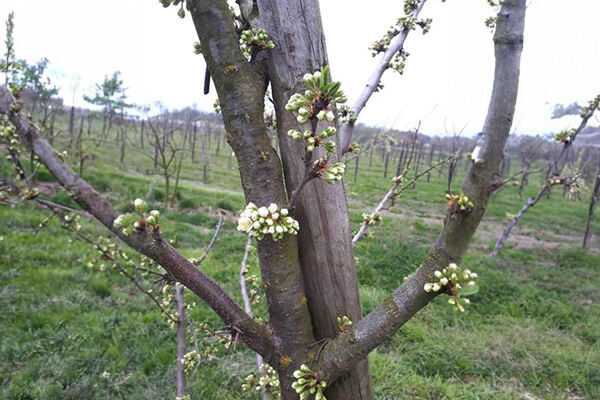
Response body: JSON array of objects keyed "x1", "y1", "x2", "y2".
[
  {"x1": 239, "y1": 28, "x2": 275, "y2": 60},
  {"x1": 241, "y1": 364, "x2": 280, "y2": 396},
  {"x1": 362, "y1": 212, "x2": 382, "y2": 226},
  {"x1": 370, "y1": 1, "x2": 435, "y2": 57},
  {"x1": 580, "y1": 94, "x2": 600, "y2": 117},
  {"x1": 60, "y1": 213, "x2": 82, "y2": 232},
  {"x1": 423, "y1": 263, "x2": 479, "y2": 312},
  {"x1": 554, "y1": 129, "x2": 574, "y2": 143},
  {"x1": 337, "y1": 315, "x2": 353, "y2": 333},
  {"x1": 237, "y1": 202, "x2": 299, "y2": 241},
  {"x1": 446, "y1": 193, "x2": 473, "y2": 213},
  {"x1": 160, "y1": 0, "x2": 187, "y2": 19},
  {"x1": 113, "y1": 198, "x2": 160, "y2": 236},
  {"x1": 348, "y1": 141, "x2": 360, "y2": 154},
  {"x1": 292, "y1": 364, "x2": 327, "y2": 400},
  {"x1": 547, "y1": 177, "x2": 563, "y2": 186},
  {"x1": 338, "y1": 105, "x2": 356, "y2": 124},
  {"x1": 390, "y1": 50, "x2": 410, "y2": 75},
  {"x1": 285, "y1": 65, "x2": 347, "y2": 124},
  {"x1": 322, "y1": 162, "x2": 346, "y2": 184},
  {"x1": 288, "y1": 126, "x2": 337, "y2": 153},
  {"x1": 182, "y1": 350, "x2": 200, "y2": 373},
  {"x1": 193, "y1": 41, "x2": 202, "y2": 55}
]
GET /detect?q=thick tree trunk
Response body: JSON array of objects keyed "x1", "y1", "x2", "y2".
[
  {"x1": 256, "y1": 1, "x2": 373, "y2": 398},
  {"x1": 189, "y1": 2, "x2": 316, "y2": 397}
]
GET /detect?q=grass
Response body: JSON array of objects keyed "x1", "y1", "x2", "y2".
[{"x1": 1, "y1": 115, "x2": 599, "y2": 399}]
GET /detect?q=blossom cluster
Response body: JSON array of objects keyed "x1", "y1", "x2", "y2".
[
  {"x1": 237, "y1": 202, "x2": 299, "y2": 241},
  {"x1": 288, "y1": 126, "x2": 337, "y2": 153},
  {"x1": 182, "y1": 350, "x2": 201, "y2": 373},
  {"x1": 424, "y1": 263, "x2": 479, "y2": 312},
  {"x1": 322, "y1": 162, "x2": 346, "y2": 184},
  {"x1": 285, "y1": 65, "x2": 347, "y2": 124},
  {"x1": 446, "y1": 193, "x2": 474, "y2": 213},
  {"x1": 292, "y1": 364, "x2": 327, "y2": 400},
  {"x1": 239, "y1": 28, "x2": 275, "y2": 60},
  {"x1": 554, "y1": 128, "x2": 575, "y2": 143},
  {"x1": 362, "y1": 212, "x2": 382, "y2": 226},
  {"x1": 369, "y1": 0, "x2": 435, "y2": 58},
  {"x1": 337, "y1": 315, "x2": 353, "y2": 333},
  {"x1": 337, "y1": 104, "x2": 356, "y2": 124},
  {"x1": 113, "y1": 198, "x2": 160, "y2": 236},
  {"x1": 580, "y1": 94, "x2": 600, "y2": 117},
  {"x1": 241, "y1": 364, "x2": 280, "y2": 397}
]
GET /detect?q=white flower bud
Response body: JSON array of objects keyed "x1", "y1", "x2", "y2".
[
  {"x1": 134, "y1": 198, "x2": 146, "y2": 211},
  {"x1": 237, "y1": 217, "x2": 252, "y2": 232}
]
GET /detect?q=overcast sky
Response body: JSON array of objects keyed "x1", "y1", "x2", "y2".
[{"x1": 1, "y1": 0, "x2": 598, "y2": 136}]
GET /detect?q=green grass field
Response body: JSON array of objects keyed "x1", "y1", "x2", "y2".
[{"x1": 1, "y1": 118, "x2": 599, "y2": 400}]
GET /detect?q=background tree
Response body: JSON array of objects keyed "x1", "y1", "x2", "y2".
[{"x1": 84, "y1": 71, "x2": 130, "y2": 138}]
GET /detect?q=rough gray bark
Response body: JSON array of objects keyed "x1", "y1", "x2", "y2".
[{"x1": 188, "y1": 1, "x2": 315, "y2": 396}]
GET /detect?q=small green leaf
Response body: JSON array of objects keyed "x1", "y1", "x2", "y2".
[{"x1": 457, "y1": 283, "x2": 479, "y2": 296}]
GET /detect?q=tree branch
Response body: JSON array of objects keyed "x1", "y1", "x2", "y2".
[
  {"x1": 316, "y1": 0, "x2": 527, "y2": 384},
  {"x1": 339, "y1": 0, "x2": 428, "y2": 153},
  {"x1": 0, "y1": 86, "x2": 277, "y2": 364},
  {"x1": 352, "y1": 153, "x2": 456, "y2": 247}
]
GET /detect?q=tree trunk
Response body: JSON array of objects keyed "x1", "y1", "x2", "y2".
[
  {"x1": 583, "y1": 162, "x2": 600, "y2": 248},
  {"x1": 256, "y1": 1, "x2": 373, "y2": 398},
  {"x1": 383, "y1": 149, "x2": 390, "y2": 178},
  {"x1": 201, "y1": 129, "x2": 208, "y2": 183},
  {"x1": 140, "y1": 119, "x2": 145, "y2": 149},
  {"x1": 427, "y1": 146, "x2": 435, "y2": 182},
  {"x1": 191, "y1": 122, "x2": 196, "y2": 162},
  {"x1": 68, "y1": 105, "x2": 75, "y2": 136},
  {"x1": 120, "y1": 126, "x2": 126, "y2": 163}
]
